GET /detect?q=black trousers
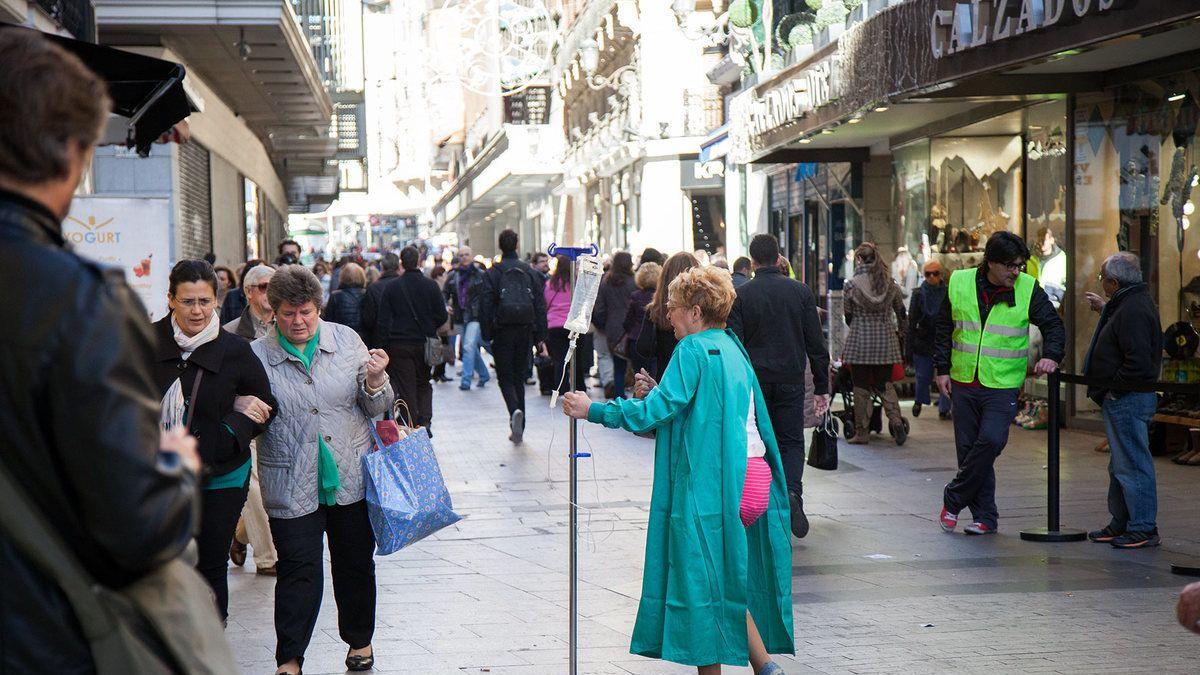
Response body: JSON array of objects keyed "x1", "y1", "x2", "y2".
[
  {"x1": 385, "y1": 342, "x2": 432, "y2": 428},
  {"x1": 760, "y1": 382, "x2": 806, "y2": 497},
  {"x1": 269, "y1": 500, "x2": 376, "y2": 667},
  {"x1": 547, "y1": 327, "x2": 592, "y2": 395},
  {"x1": 196, "y1": 483, "x2": 249, "y2": 620},
  {"x1": 492, "y1": 326, "x2": 532, "y2": 416},
  {"x1": 943, "y1": 385, "x2": 1019, "y2": 528}
]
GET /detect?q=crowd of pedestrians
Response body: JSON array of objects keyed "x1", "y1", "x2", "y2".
[{"x1": 0, "y1": 27, "x2": 1186, "y2": 675}]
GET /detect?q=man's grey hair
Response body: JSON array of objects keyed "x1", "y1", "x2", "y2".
[
  {"x1": 1103, "y1": 252, "x2": 1142, "y2": 286},
  {"x1": 243, "y1": 264, "x2": 275, "y2": 289},
  {"x1": 267, "y1": 264, "x2": 324, "y2": 310},
  {"x1": 380, "y1": 252, "x2": 400, "y2": 272}
]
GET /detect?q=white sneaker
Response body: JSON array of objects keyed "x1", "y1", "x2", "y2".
[{"x1": 509, "y1": 410, "x2": 524, "y2": 444}]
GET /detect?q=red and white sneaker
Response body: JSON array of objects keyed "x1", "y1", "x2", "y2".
[
  {"x1": 938, "y1": 507, "x2": 959, "y2": 532},
  {"x1": 964, "y1": 522, "x2": 996, "y2": 536}
]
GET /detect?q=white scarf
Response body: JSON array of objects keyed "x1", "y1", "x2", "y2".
[{"x1": 160, "y1": 312, "x2": 221, "y2": 430}]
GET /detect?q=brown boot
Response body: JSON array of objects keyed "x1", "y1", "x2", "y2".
[
  {"x1": 851, "y1": 386, "x2": 873, "y2": 443},
  {"x1": 881, "y1": 384, "x2": 908, "y2": 446}
]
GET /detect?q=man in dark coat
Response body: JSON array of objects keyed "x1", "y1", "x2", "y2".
[
  {"x1": 1083, "y1": 252, "x2": 1164, "y2": 549},
  {"x1": 0, "y1": 30, "x2": 198, "y2": 672},
  {"x1": 361, "y1": 247, "x2": 447, "y2": 430},
  {"x1": 728, "y1": 234, "x2": 830, "y2": 539},
  {"x1": 480, "y1": 229, "x2": 547, "y2": 444}
]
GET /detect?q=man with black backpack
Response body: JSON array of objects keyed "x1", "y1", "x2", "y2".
[{"x1": 481, "y1": 229, "x2": 548, "y2": 443}]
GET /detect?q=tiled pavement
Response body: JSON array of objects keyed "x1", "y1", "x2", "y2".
[{"x1": 227, "y1": 377, "x2": 1200, "y2": 674}]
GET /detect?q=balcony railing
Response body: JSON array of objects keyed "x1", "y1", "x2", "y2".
[
  {"x1": 36, "y1": 0, "x2": 96, "y2": 42},
  {"x1": 683, "y1": 88, "x2": 724, "y2": 137}
]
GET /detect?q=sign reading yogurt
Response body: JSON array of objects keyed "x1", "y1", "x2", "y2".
[{"x1": 64, "y1": 197, "x2": 171, "y2": 320}]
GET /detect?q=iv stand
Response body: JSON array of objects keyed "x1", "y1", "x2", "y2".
[{"x1": 546, "y1": 242, "x2": 597, "y2": 675}]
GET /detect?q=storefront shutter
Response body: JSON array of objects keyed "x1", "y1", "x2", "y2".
[{"x1": 177, "y1": 141, "x2": 212, "y2": 261}]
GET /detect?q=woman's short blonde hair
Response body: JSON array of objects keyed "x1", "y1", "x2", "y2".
[
  {"x1": 338, "y1": 262, "x2": 366, "y2": 288},
  {"x1": 667, "y1": 266, "x2": 736, "y2": 326},
  {"x1": 635, "y1": 262, "x2": 660, "y2": 291}
]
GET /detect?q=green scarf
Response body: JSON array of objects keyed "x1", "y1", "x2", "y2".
[{"x1": 277, "y1": 326, "x2": 341, "y2": 506}]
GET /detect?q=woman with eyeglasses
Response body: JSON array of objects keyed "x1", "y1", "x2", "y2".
[
  {"x1": 152, "y1": 259, "x2": 276, "y2": 621},
  {"x1": 907, "y1": 260, "x2": 951, "y2": 420},
  {"x1": 842, "y1": 242, "x2": 909, "y2": 445}
]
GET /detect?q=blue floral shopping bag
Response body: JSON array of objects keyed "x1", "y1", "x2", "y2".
[{"x1": 362, "y1": 423, "x2": 462, "y2": 555}]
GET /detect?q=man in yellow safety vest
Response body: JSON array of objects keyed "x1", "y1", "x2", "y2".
[{"x1": 933, "y1": 232, "x2": 1066, "y2": 535}]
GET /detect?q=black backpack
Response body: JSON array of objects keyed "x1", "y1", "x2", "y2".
[{"x1": 496, "y1": 265, "x2": 535, "y2": 325}]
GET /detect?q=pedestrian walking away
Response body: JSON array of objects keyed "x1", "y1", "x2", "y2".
[
  {"x1": 0, "y1": 29, "x2": 213, "y2": 672},
  {"x1": 152, "y1": 260, "x2": 276, "y2": 621},
  {"x1": 593, "y1": 250, "x2": 637, "y2": 399},
  {"x1": 1083, "y1": 252, "x2": 1164, "y2": 549},
  {"x1": 623, "y1": 261, "x2": 660, "y2": 380},
  {"x1": 935, "y1": 231, "x2": 1065, "y2": 535},
  {"x1": 728, "y1": 233, "x2": 830, "y2": 539},
  {"x1": 563, "y1": 266, "x2": 795, "y2": 674},
  {"x1": 481, "y1": 228, "x2": 548, "y2": 444},
  {"x1": 362, "y1": 246, "x2": 447, "y2": 431},
  {"x1": 637, "y1": 251, "x2": 700, "y2": 383},
  {"x1": 249, "y1": 265, "x2": 394, "y2": 675},
  {"x1": 908, "y1": 260, "x2": 951, "y2": 420},
  {"x1": 842, "y1": 242, "x2": 909, "y2": 445},
  {"x1": 323, "y1": 261, "x2": 368, "y2": 340}
]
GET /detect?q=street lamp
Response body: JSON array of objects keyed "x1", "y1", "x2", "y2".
[{"x1": 578, "y1": 38, "x2": 638, "y2": 93}]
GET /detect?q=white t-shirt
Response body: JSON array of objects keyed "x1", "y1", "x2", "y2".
[{"x1": 746, "y1": 400, "x2": 766, "y2": 459}]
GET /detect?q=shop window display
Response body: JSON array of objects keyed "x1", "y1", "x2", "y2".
[
  {"x1": 1074, "y1": 76, "x2": 1200, "y2": 421},
  {"x1": 1025, "y1": 100, "x2": 1069, "y2": 310}
]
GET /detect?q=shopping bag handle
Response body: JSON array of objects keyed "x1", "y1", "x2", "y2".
[{"x1": 392, "y1": 399, "x2": 416, "y2": 429}]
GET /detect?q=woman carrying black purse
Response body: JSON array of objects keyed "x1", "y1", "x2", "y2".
[{"x1": 151, "y1": 260, "x2": 276, "y2": 621}]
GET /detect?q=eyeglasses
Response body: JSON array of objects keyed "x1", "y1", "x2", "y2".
[
  {"x1": 248, "y1": 283, "x2": 270, "y2": 292},
  {"x1": 924, "y1": 271, "x2": 941, "y2": 278},
  {"x1": 176, "y1": 298, "x2": 215, "y2": 309},
  {"x1": 999, "y1": 261, "x2": 1026, "y2": 273}
]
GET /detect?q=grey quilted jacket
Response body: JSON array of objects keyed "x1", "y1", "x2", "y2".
[{"x1": 251, "y1": 320, "x2": 393, "y2": 519}]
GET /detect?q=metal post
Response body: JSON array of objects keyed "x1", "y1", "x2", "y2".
[
  {"x1": 1020, "y1": 371, "x2": 1086, "y2": 542},
  {"x1": 568, "y1": 255, "x2": 579, "y2": 675}
]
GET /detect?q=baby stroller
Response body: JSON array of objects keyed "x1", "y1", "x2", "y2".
[{"x1": 830, "y1": 363, "x2": 908, "y2": 442}]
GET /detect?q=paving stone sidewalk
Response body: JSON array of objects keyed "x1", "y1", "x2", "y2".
[{"x1": 228, "y1": 378, "x2": 1200, "y2": 674}]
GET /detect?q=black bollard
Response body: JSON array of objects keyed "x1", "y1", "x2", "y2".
[{"x1": 1020, "y1": 371, "x2": 1087, "y2": 543}]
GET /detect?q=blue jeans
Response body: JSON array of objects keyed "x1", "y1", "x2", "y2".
[
  {"x1": 943, "y1": 385, "x2": 1019, "y2": 528},
  {"x1": 913, "y1": 353, "x2": 950, "y2": 414},
  {"x1": 459, "y1": 321, "x2": 490, "y2": 387},
  {"x1": 1102, "y1": 392, "x2": 1158, "y2": 533}
]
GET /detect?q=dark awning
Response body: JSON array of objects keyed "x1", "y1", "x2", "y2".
[{"x1": 0, "y1": 23, "x2": 196, "y2": 156}]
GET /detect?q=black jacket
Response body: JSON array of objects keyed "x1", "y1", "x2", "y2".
[
  {"x1": 1082, "y1": 283, "x2": 1162, "y2": 404},
  {"x1": 443, "y1": 263, "x2": 487, "y2": 324},
  {"x1": 219, "y1": 286, "x2": 247, "y2": 325},
  {"x1": 592, "y1": 273, "x2": 636, "y2": 344},
  {"x1": 727, "y1": 267, "x2": 830, "y2": 392},
  {"x1": 481, "y1": 253, "x2": 548, "y2": 342},
  {"x1": 360, "y1": 269, "x2": 448, "y2": 348},
  {"x1": 906, "y1": 283, "x2": 946, "y2": 358},
  {"x1": 359, "y1": 270, "x2": 399, "y2": 348},
  {"x1": 0, "y1": 190, "x2": 196, "y2": 673},
  {"x1": 933, "y1": 268, "x2": 1066, "y2": 378},
  {"x1": 323, "y1": 286, "x2": 366, "y2": 338},
  {"x1": 151, "y1": 317, "x2": 275, "y2": 480}
]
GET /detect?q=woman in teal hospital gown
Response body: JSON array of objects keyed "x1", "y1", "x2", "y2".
[{"x1": 563, "y1": 265, "x2": 795, "y2": 675}]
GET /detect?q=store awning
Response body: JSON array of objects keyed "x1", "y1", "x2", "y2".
[
  {"x1": 0, "y1": 23, "x2": 195, "y2": 156},
  {"x1": 699, "y1": 125, "x2": 730, "y2": 163}
]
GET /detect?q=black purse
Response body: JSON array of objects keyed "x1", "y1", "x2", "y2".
[{"x1": 807, "y1": 411, "x2": 839, "y2": 471}]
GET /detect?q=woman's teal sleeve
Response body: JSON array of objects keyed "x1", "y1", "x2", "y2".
[{"x1": 586, "y1": 342, "x2": 702, "y2": 433}]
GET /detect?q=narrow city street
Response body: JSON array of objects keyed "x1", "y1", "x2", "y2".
[{"x1": 227, "y1": 380, "x2": 1200, "y2": 674}]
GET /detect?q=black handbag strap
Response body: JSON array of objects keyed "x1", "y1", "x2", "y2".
[
  {"x1": 395, "y1": 278, "x2": 431, "y2": 337},
  {"x1": 184, "y1": 368, "x2": 203, "y2": 431},
  {"x1": 0, "y1": 457, "x2": 117, "y2": 646}
]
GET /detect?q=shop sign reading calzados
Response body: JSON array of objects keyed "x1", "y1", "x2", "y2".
[
  {"x1": 729, "y1": 57, "x2": 841, "y2": 163},
  {"x1": 932, "y1": 0, "x2": 1135, "y2": 58}
]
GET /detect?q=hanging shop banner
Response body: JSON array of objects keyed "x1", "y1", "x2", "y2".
[
  {"x1": 931, "y1": 0, "x2": 1137, "y2": 59},
  {"x1": 64, "y1": 196, "x2": 171, "y2": 321}
]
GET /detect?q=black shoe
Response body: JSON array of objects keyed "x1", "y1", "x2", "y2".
[
  {"x1": 789, "y1": 491, "x2": 809, "y2": 539},
  {"x1": 1087, "y1": 525, "x2": 1122, "y2": 543},
  {"x1": 939, "y1": 411, "x2": 952, "y2": 421},
  {"x1": 346, "y1": 647, "x2": 374, "y2": 671},
  {"x1": 1111, "y1": 529, "x2": 1160, "y2": 549},
  {"x1": 891, "y1": 418, "x2": 909, "y2": 446},
  {"x1": 912, "y1": 402, "x2": 922, "y2": 418}
]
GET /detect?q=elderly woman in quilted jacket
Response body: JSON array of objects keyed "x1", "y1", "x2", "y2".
[
  {"x1": 250, "y1": 265, "x2": 394, "y2": 675},
  {"x1": 842, "y1": 242, "x2": 909, "y2": 446}
]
